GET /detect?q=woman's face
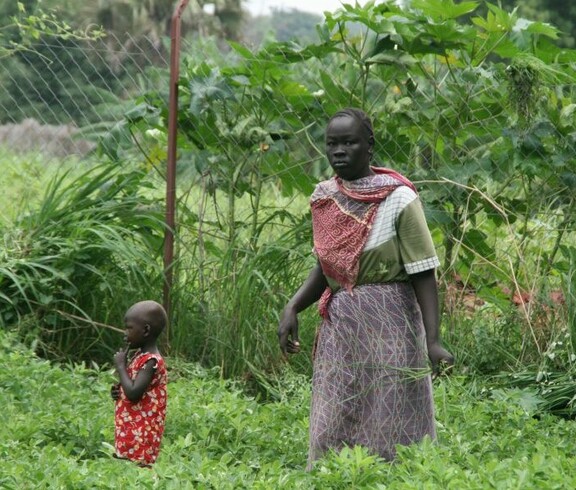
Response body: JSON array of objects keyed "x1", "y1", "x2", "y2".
[{"x1": 325, "y1": 115, "x2": 373, "y2": 181}]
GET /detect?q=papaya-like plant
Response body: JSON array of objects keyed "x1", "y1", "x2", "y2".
[{"x1": 106, "y1": 0, "x2": 576, "y2": 376}]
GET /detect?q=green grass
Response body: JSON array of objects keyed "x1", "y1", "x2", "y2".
[
  {"x1": 3, "y1": 331, "x2": 576, "y2": 489},
  {"x1": 0, "y1": 152, "x2": 166, "y2": 361},
  {"x1": 0, "y1": 149, "x2": 69, "y2": 225}
]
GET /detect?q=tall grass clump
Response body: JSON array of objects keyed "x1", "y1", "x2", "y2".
[
  {"x1": 169, "y1": 193, "x2": 317, "y2": 383},
  {"x1": 0, "y1": 159, "x2": 165, "y2": 362},
  {"x1": 491, "y1": 245, "x2": 576, "y2": 417}
]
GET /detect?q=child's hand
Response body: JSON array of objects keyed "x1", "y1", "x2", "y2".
[
  {"x1": 110, "y1": 383, "x2": 121, "y2": 400},
  {"x1": 114, "y1": 348, "x2": 128, "y2": 369}
]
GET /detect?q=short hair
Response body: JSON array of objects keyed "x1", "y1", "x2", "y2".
[
  {"x1": 126, "y1": 300, "x2": 167, "y2": 338},
  {"x1": 328, "y1": 107, "x2": 375, "y2": 146}
]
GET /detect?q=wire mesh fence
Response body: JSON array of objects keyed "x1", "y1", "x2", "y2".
[
  {"x1": 2, "y1": 30, "x2": 574, "y2": 183},
  {"x1": 0, "y1": 33, "x2": 168, "y2": 158},
  {"x1": 1, "y1": 21, "x2": 575, "y2": 303}
]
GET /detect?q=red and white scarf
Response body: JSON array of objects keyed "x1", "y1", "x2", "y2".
[{"x1": 311, "y1": 167, "x2": 416, "y2": 318}]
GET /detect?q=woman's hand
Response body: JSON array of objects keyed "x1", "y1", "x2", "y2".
[
  {"x1": 278, "y1": 305, "x2": 301, "y2": 356},
  {"x1": 277, "y1": 262, "x2": 328, "y2": 357},
  {"x1": 427, "y1": 341, "x2": 454, "y2": 378}
]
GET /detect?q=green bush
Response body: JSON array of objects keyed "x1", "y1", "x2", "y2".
[
  {"x1": 4, "y1": 330, "x2": 576, "y2": 488},
  {"x1": 0, "y1": 158, "x2": 165, "y2": 362}
]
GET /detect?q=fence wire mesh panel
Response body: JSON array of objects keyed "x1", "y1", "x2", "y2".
[{"x1": 0, "y1": 33, "x2": 168, "y2": 158}]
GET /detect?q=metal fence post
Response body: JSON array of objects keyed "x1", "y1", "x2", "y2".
[{"x1": 164, "y1": 0, "x2": 190, "y2": 339}]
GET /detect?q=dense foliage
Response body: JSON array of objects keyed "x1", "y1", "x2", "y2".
[
  {"x1": 3, "y1": 330, "x2": 576, "y2": 488},
  {"x1": 0, "y1": 156, "x2": 165, "y2": 361},
  {"x1": 3, "y1": 3, "x2": 576, "y2": 485},
  {"x1": 107, "y1": 0, "x2": 576, "y2": 378},
  {"x1": 1, "y1": 0, "x2": 575, "y2": 407}
]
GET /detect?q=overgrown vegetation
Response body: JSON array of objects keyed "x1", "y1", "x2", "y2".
[
  {"x1": 106, "y1": 0, "x2": 575, "y2": 380},
  {"x1": 3, "y1": 330, "x2": 576, "y2": 488},
  {"x1": 0, "y1": 154, "x2": 165, "y2": 362},
  {"x1": 3, "y1": 2, "x2": 576, "y2": 486}
]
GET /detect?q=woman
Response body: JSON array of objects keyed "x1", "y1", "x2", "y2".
[{"x1": 278, "y1": 108, "x2": 453, "y2": 468}]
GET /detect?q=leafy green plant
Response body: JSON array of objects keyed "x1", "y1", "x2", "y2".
[
  {"x1": 5, "y1": 330, "x2": 576, "y2": 489},
  {"x1": 0, "y1": 1, "x2": 105, "y2": 59},
  {"x1": 0, "y1": 159, "x2": 165, "y2": 362}
]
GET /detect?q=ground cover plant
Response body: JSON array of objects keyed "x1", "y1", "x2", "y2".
[{"x1": 3, "y1": 330, "x2": 576, "y2": 489}]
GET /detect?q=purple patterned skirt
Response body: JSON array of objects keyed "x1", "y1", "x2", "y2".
[{"x1": 308, "y1": 282, "x2": 435, "y2": 467}]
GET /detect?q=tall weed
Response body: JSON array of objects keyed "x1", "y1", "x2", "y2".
[
  {"x1": 495, "y1": 245, "x2": 576, "y2": 416},
  {"x1": 170, "y1": 213, "x2": 316, "y2": 381},
  {"x1": 0, "y1": 160, "x2": 165, "y2": 362}
]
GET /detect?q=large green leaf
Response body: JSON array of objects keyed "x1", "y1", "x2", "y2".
[{"x1": 411, "y1": 0, "x2": 479, "y2": 20}]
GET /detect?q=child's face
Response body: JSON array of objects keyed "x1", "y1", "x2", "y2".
[{"x1": 123, "y1": 313, "x2": 149, "y2": 348}]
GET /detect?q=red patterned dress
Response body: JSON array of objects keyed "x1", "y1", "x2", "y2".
[{"x1": 114, "y1": 351, "x2": 167, "y2": 465}]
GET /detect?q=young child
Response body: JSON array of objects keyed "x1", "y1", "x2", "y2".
[{"x1": 110, "y1": 300, "x2": 168, "y2": 467}]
